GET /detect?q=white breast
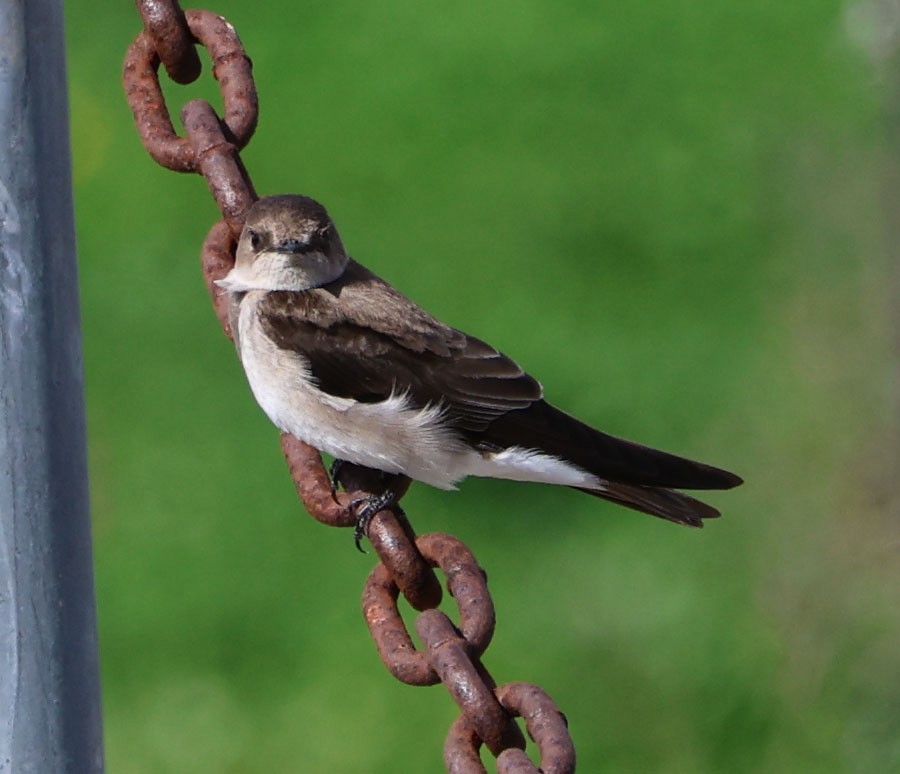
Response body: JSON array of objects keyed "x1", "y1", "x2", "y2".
[{"x1": 236, "y1": 292, "x2": 469, "y2": 489}]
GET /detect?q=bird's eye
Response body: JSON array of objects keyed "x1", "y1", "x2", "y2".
[
  {"x1": 315, "y1": 225, "x2": 331, "y2": 248},
  {"x1": 248, "y1": 229, "x2": 262, "y2": 250}
]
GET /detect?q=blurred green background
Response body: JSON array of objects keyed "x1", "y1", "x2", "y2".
[{"x1": 65, "y1": 0, "x2": 899, "y2": 771}]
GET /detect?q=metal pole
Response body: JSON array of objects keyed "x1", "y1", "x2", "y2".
[{"x1": 0, "y1": 1, "x2": 104, "y2": 771}]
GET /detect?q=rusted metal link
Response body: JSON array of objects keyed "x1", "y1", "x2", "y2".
[
  {"x1": 123, "y1": 32, "x2": 193, "y2": 169},
  {"x1": 123, "y1": 8, "x2": 257, "y2": 172},
  {"x1": 417, "y1": 533, "x2": 494, "y2": 652},
  {"x1": 134, "y1": 0, "x2": 202, "y2": 84},
  {"x1": 496, "y1": 749, "x2": 540, "y2": 774},
  {"x1": 329, "y1": 474, "x2": 445, "y2": 610},
  {"x1": 444, "y1": 683, "x2": 575, "y2": 774},
  {"x1": 418, "y1": 610, "x2": 526, "y2": 757},
  {"x1": 201, "y1": 220, "x2": 237, "y2": 337},
  {"x1": 362, "y1": 562, "x2": 441, "y2": 685},
  {"x1": 445, "y1": 719, "x2": 538, "y2": 774},
  {"x1": 280, "y1": 434, "x2": 360, "y2": 528},
  {"x1": 496, "y1": 683, "x2": 575, "y2": 774},
  {"x1": 281, "y1": 433, "x2": 441, "y2": 600},
  {"x1": 328, "y1": 461, "x2": 440, "y2": 607},
  {"x1": 444, "y1": 717, "x2": 485, "y2": 774},
  {"x1": 182, "y1": 99, "x2": 257, "y2": 237},
  {"x1": 366, "y1": 509, "x2": 442, "y2": 611},
  {"x1": 362, "y1": 533, "x2": 496, "y2": 684}
]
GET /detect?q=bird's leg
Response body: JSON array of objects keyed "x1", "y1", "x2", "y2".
[
  {"x1": 349, "y1": 491, "x2": 405, "y2": 552},
  {"x1": 327, "y1": 461, "x2": 413, "y2": 551},
  {"x1": 328, "y1": 458, "x2": 346, "y2": 498}
]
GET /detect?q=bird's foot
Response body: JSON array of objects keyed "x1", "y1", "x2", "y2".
[
  {"x1": 350, "y1": 491, "x2": 403, "y2": 553},
  {"x1": 327, "y1": 460, "x2": 410, "y2": 550}
]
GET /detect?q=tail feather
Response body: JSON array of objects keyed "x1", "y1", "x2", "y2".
[
  {"x1": 575, "y1": 482, "x2": 722, "y2": 527},
  {"x1": 472, "y1": 398, "x2": 741, "y2": 525},
  {"x1": 479, "y1": 400, "x2": 742, "y2": 491}
]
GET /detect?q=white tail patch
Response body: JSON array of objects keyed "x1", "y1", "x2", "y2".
[{"x1": 466, "y1": 446, "x2": 601, "y2": 488}]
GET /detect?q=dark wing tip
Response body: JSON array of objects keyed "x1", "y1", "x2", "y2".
[
  {"x1": 684, "y1": 466, "x2": 744, "y2": 489},
  {"x1": 692, "y1": 465, "x2": 743, "y2": 491},
  {"x1": 576, "y1": 483, "x2": 725, "y2": 527},
  {"x1": 646, "y1": 457, "x2": 743, "y2": 491},
  {"x1": 721, "y1": 470, "x2": 744, "y2": 489}
]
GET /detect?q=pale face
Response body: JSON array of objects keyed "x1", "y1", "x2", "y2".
[{"x1": 216, "y1": 197, "x2": 349, "y2": 292}]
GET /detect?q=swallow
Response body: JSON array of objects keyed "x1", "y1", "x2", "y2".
[{"x1": 216, "y1": 195, "x2": 742, "y2": 537}]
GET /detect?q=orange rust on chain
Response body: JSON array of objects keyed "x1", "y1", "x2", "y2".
[
  {"x1": 496, "y1": 749, "x2": 541, "y2": 774},
  {"x1": 328, "y1": 460, "x2": 442, "y2": 609},
  {"x1": 496, "y1": 683, "x2": 575, "y2": 774},
  {"x1": 123, "y1": 32, "x2": 196, "y2": 171},
  {"x1": 200, "y1": 220, "x2": 237, "y2": 337},
  {"x1": 362, "y1": 533, "x2": 496, "y2": 685},
  {"x1": 444, "y1": 684, "x2": 575, "y2": 774},
  {"x1": 280, "y1": 434, "x2": 359, "y2": 528},
  {"x1": 134, "y1": 0, "x2": 202, "y2": 84},
  {"x1": 366, "y1": 510, "x2": 443, "y2": 611},
  {"x1": 182, "y1": 99, "x2": 257, "y2": 236},
  {"x1": 123, "y1": 8, "x2": 257, "y2": 172},
  {"x1": 417, "y1": 610, "x2": 526, "y2": 757},
  {"x1": 444, "y1": 718, "x2": 490, "y2": 774},
  {"x1": 417, "y1": 533, "x2": 494, "y2": 653},
  {"x1": 362, "y1": 562, "x2": 441, "y2": 685}
]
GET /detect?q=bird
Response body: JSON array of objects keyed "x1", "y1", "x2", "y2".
[{"x1": 216, "y1": 194, "x2": 742, "y2": 537}]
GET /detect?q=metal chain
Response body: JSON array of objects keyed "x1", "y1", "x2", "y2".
[{"x1": 122, "y1": 3, "x2": 576, "y2": 770}]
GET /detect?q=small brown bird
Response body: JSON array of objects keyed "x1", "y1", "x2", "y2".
[{"x1": 217, "y1": 195, "x2": 741, "y2": 530}]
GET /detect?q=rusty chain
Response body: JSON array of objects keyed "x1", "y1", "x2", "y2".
[{"x1": 122, "y1": 3, "x2": 576, "y2": 771}]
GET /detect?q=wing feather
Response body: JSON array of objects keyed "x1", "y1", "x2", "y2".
[{"x1": 257, "y1": 271, "x2": 542, "y2": 433}]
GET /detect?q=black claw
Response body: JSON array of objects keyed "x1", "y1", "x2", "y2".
[
  {"x1": 353, "y1": 527, "x2": 368, "y2": 553},
  {"x1": 350, "y1": 491, "x2": 402, "y2": 552}
]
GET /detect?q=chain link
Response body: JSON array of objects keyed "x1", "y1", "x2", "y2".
[
  {"x1": 124, "y1": 7, "x2": 256, "y2": 173},
  {"x1": 123, "y1": 2, "x2": 576, "y2": 770}
]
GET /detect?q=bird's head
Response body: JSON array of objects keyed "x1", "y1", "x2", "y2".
[{"x1": 216, "y1": 195, "x2": 349, "y2": 292}]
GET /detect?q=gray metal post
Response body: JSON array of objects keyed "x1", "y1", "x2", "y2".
[{"x1": 0, "y1": 1, "x2": 104, "y2": 772}]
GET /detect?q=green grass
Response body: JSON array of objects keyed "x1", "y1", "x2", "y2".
[{"x1": 66, "y1": 1, "x2": 899, "y2": 771}]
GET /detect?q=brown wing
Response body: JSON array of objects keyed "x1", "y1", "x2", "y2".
[{"x1": 258, "y1": 286, "x2": 543, "y2": 433}]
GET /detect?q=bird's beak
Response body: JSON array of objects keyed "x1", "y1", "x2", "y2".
[
  {"x1": 275, "y1": 238, "x2": 308, "y2": 254},
  {"x1": 214, "y1": 273, "x2": 236, "y2": 291},
  {"x1": 214, "y1": 267, "x2": 255, "y2": 293}
]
